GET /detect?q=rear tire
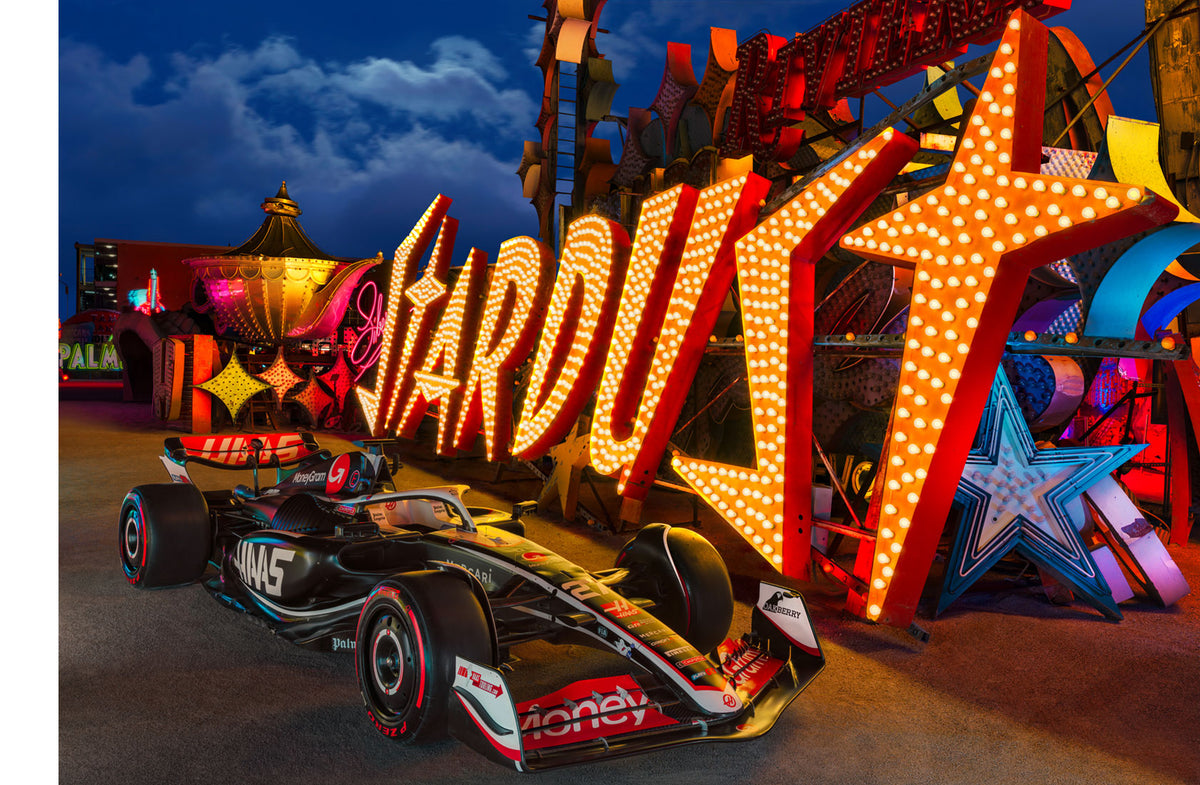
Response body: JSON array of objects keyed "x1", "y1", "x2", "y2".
[
  {"x1": 355, "y1": 570, "x2": 491, "y2": 744},
  {"x1": 615, "y1": 523, "x2": 733, "y2": 654},
  {"x1": 119, "y1": 484, "x2": 212, "y2": 588}
]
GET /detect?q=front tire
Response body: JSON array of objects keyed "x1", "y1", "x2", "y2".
[
  {"x1": 119, "y1": 483, "x2": 211, "y2": 588},
  {"x1": 615, "y1": 523, "x2": 733, "y2": 654},
  {"x1": 355, "y1": 570, "x2": 491, "y2": 744}
]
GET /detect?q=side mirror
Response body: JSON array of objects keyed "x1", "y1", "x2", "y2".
[{"x1": 511, "y1": 500, "x2": 538, "y2": 520}]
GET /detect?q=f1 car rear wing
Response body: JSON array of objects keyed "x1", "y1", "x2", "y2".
[
  {"x1": 449, "y1": 581, "x2": 825, "y2": 771},
  {"x1": 163, "y1": 433, "x2": 326, "y2": 469},
  {"x1": 160, "y1": 433, "x2": 329, "y2": 488}
]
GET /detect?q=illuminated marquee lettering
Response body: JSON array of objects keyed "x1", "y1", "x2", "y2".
[
  {"x1": 722, "y1": 0, "x2": 1071, "y2": 160},
  {"x1": 356, "y1": 195, "x2": 451, "y2": 436},
  {"x1": 349, "y1": 7, "x2": 1185, "y2": 633},
  {"x1": 590, "y1": 187, "x2": 699, "y2": 477},
  {"x1": 837, "y1": 11, "x2": 1177, "y2": 626},
  {"x1": 453, "y1": 237, "x2": 555, "y2": 461},
  {"x1": 512, "y1": 216, "x2": 632, "y2": 459},
  {"x1": 382, "y1": 216, "x2": 456, "y2": 434},
  {"x1": 590, "y1": 174, "x2": 771, "y2": 499},
  {"x1": 672, "y1": 130, "x2": 917, "y2": 577},
  {"x1": 397, "y1": 247, "x2": 490, "y2": 455}
]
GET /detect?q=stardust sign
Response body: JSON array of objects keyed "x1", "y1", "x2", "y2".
[{"x1": 356, "y1": 10, "x2": 1178, "y2": 627}]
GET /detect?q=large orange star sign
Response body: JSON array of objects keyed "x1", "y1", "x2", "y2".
[{"x1": 838, "y1": 10, "x2": 1177, "y2": 626}]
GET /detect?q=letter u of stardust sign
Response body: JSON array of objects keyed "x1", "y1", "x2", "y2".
[{"x1": 355, "y1": 11, "x2": 1178, "y2": 628}]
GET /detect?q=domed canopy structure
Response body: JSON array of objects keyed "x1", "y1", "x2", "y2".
[
  {"x1": 224, "y1": 181, "x2": 354, "y2": 263},
  {"x1": 186, "y1": 183, "x2": 380, "y2": 345}
]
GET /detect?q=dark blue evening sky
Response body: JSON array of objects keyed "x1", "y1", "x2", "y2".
[{"x1": 57, "y1": 0, "x2": 1158, "y2": 319}]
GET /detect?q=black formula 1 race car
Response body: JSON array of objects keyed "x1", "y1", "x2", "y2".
[{"x1": 120, "y1": 432, "x2": 825, "y2": 771}]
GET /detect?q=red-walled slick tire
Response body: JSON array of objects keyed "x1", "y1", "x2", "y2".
[
  {"x1": 119, "y1": 483, "x2": 211, "y2": 588},
  {"x1": 354, "y1": 570, "x2": 491, "y2": 744}
]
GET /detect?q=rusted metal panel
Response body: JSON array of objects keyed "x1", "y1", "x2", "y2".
[{"x1": 1146, "y1": 0, "x2": 1200, "y2": 213}]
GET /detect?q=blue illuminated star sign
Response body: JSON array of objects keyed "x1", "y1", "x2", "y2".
[{"x1": 940, "y1": 372, "x2": 1146, "y2": 619}]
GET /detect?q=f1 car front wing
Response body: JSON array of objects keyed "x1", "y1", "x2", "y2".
[{"x1": 448, "y1": 582, "x2": 825, "y2": 771}]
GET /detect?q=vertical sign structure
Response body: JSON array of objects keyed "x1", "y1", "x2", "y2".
[
  {"x1": 837, "y1": 11, "x2": 1178, "y2": 627},
  {"x1": 397, "y1": 247, "x2": 490, "y2": 455},
  {"x1": 513, "y1": 216, "x2": 632, "y2": 459},
  {"x1": 454, "y1": 237, "x2": 556, "y2": 462},
  {"x1": 383, "y1": 217, "x2": 457, "y2": 432},
  {"x1": 589, "y1": 187, "x2": 700, "y2": 481},
  {"x1": 589, "y1": 174, "x2": 770, "y2": 505},
  {"x1": 673, "y1": 131, "x2": 917, "y2": 579},
  {"x1": 356, "y1": 196, "x2": 452, "y2": 436},
  {"x1": 720, "y1": 32, "x2": 806, "y2": 162}
]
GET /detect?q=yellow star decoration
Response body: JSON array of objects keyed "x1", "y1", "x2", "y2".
[
  {"x1": 539, "y1": 419, "x2": 592, "y2": 521},
  {"x1": 255, "y1": 347, "x2": 305, "y2": 408},
  {"x1": 837, "y1": 10, "x2": 1177, "y2": 624},
  {"x1": 197, "y1": 351, "x2": 272, "y2": 419}
]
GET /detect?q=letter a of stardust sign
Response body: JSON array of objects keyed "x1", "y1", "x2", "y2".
[{"x1": 355, "y1": 9, "x2": 1178, "y2": 628}]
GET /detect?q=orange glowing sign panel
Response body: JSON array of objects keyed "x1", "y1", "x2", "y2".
[
  {"x1": 838, "y1": 11, "x2": 1177, "y2": 624},
  {"x1": 386, "y1": 216, "x2": 456, "y2": 432},
  {"x1": 397, "y1": 247, "x2": 489, "y2": 455},
  {"x1": 513, "y1": 216, "x2": 632, "y2": 458},
  {"x1": 672, "y1": 131, "x2": 917, "y2": 575},
  {"x1": 453, "y1": 237, "x2": 555, "y2": 461},
  {"x1": 589, "y1": 174, "x2": 770, "y2": 499},
  {"x1": 356, "y1": 196, "x2": 450, "y2": 435}
]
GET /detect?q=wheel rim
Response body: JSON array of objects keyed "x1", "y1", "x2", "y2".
[
  {"x1": 367, "y1": 610, "x2": 417, "y2": 718},
  {"x1": 122, "y1": 506, "x2": 144, "y2": 575}
]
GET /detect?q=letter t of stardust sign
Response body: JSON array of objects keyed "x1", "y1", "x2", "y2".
[{"x1": 355, "y1": 9, "x2": 1177, "y2": 627}]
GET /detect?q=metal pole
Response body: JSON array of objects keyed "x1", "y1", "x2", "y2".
[{"x1": 1051, "y1": 1, "x2": 1193, "y2": 146}]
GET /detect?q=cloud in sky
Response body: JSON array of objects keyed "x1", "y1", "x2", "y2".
[
  {"x1": 59, "y1": 34, "x2": 540, "y2": 316},
  {"x1": 57, "y1": 0, "x2": 1156, "y2": 320}
]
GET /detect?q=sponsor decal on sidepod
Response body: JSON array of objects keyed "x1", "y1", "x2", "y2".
[{"x1": 233, "y1": 541, "x2": 294, "y2": 598}]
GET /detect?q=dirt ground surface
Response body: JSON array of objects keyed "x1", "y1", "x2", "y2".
[{"x1": 59, "y1": 399, "x2": 1200, "y2": 784}]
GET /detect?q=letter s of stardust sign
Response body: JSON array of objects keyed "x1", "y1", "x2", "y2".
[{"x1": 354, "y1": 10, "x2": 1177, "y2": 618}]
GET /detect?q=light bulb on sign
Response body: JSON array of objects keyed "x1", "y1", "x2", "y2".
[
  {"x1": 453, "y1": 237, "x2": 555, "y2": 462},
  {"x1": 590, "y1": 174, "x2": 771, "y2": 499},
  {"x1": 512, "y1": 217, "x2": 632, "y2": 459}
]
